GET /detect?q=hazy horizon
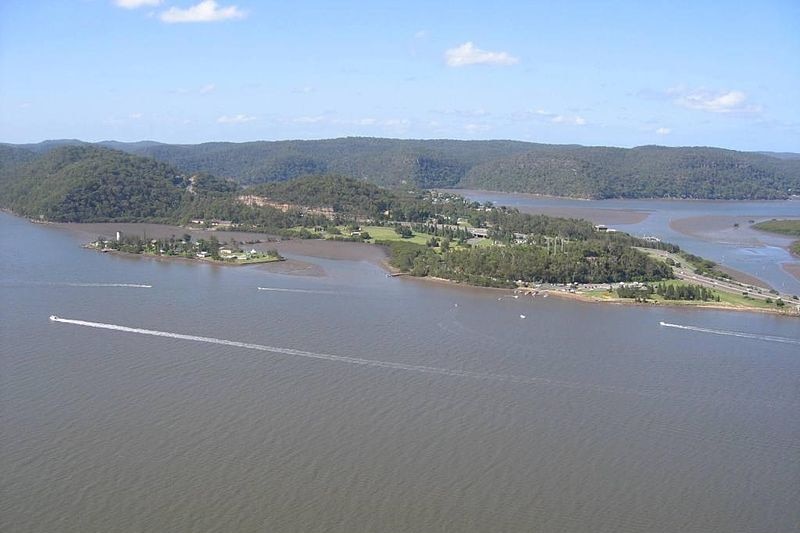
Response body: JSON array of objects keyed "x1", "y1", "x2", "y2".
[
  {"x1": 1, "y1": 1, "x2": 798, "y2": 151},
  {"x1": 4, "y1": 135, "x2": 799, "y2": 156}
]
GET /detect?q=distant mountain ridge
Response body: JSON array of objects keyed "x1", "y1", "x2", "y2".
[{"x1": 2, "y1": 137, "x2": 798, "y2": 199}]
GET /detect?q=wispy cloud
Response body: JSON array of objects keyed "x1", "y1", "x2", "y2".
[
  {"x1": 129, "y1": 112, "x2": 143, "y2": 119},
  {"x1": 115, "y1": 0, "x2": 162, "y2": 9},
  {"x1": 160, "y1": 0, "x2": 245, "y2": 23},
  {"x1": 217, "y1": 114, "x2": 255, "y2": 124},
  {"x1": 292, "y1": 115, "x2": 326, "y2": 124},
  {"x1": 432, "y1": 108, "x2": 489, "y2": 118},
  {"x1": 550, "y1": 115, "x2": 586, "y2": 125},
  {"x1": 464, "y1": 123, "x2": 491, "y2": 133},
  {"x1": 291, "y1": 86, "x2": 314, "y2": 94},
  {"x1": 520, "y1": 109, "x2": 586, "y2": 126},
  {"x1": 444, "y1": 42, "x2": 518, "y2": 67},
  {"x1": 286, "y1": 115, "x2": 410, "y2": 129},
  {"x1": 669, "y1": 87, "x2": 761, "y2": 114},
  {"x1": 655, "y1": 127, "x2": 671, "y2": 135},
  {"x1": 199, "y1": 83, "x2": 216, "y2": 94}
]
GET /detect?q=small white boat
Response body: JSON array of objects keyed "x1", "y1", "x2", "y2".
[
  {"x1": 49, "y1": 315, "x2": 59, "y2": 321},
  {"x1": 519, "y1": 314, "x2": 526, "y2": 319}
]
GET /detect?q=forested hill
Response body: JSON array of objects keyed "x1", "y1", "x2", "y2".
[
  {"x1": 0, "y1": 146, "x2": 234, "y2": 222},
  {"x1": 3, "y1": 138, "x2": 799, "y2": 199}
]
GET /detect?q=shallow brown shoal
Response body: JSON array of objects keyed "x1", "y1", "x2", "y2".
[{"x1": 783, "y1": 263, "x2": 800, "y2": 283}]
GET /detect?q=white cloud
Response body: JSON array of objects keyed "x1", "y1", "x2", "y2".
[
  {"x1": 414, "y1": 30, "x2": 428, "y2": 39},
  {"x1": 292, "y1": 86, "x2": 314, "y2": 94},
  {"x1": 513, "y1": 109, "x2": 585, "y2": 125},
  {"x1": 444, "y1": 42, "x2": 518, "y2": 67},
  {"x1": 129, "y1": 112, "x2": 143, "y2": 119},
  {"x1": 655, "y1": 127, "x2": 671, "y2": 135},
  {"x1": 160, "y1": 0, "x2": 245, "y2": 23},
  {"x1": 551, "y1": 115, "x2": 586, "y2": 125},
  {"x1": 464, "y1": 123, "x2": 491, "y2": 133},
  {"x1": 671, "y1": 88, "x2": 761, "y2": 114},
  {"x1": 292, "y1": 115, "x2": 326, "y2": 124},
  {"x1": 217, "y1": 114, "x2": 255, "y2": 124},
  {"x1": 115, "y1": 0, "x2": 162, "y2": 9},
  {"x1": 199, "y1": 83, "x2": 216, "y2": 94}
]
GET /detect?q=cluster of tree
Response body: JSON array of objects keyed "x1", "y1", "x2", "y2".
[
  {"x1": 99, "y1": 234, "x2": 204, "y2": 257},
  {"x1": 96, "y1": 233, "x2": 280, "y2": 262},
  {"x1": 654, "y1": 282, "x2": 719, "y2": 301},
  {"x1": 4, "y1": 138, "x2": 799, "y2": 199},
  {"x1": 678, "y1": 252, "x2": 731, "y2": 279},
  {"x1": 384, "y1": 238, "x2": 674, "y2": 288},
  {"x1": 616, "y1": 282, "x2": 720, "y2": 301}
]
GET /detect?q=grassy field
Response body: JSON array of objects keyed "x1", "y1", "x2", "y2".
[
  {"x1": 752, "y1": 219, "x2": 800, "y2": 237},
  {"x1": 583, "y1": 279, "x2": 781, "y2": 310},
  {"x1": 360, "y1": 226, "x2": 431, "y2": 246}
]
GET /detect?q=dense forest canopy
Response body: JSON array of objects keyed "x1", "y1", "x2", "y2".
[{"x1": 3, "y1": 138, "x2": 798, "y2": 200}]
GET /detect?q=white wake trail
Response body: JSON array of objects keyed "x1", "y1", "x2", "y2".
[
  {"x1": 46, "y1": 316, "x2": 799, "y2": 407},
  {"x1": 49, "y1": 315, "x2": 520, "y2": 381},
  {"x1": 257, "y1": 287, "x2": 336, "y2": 294},
  {"x1": 659, "y1": 322, "x2": 800, "y2": 346},
  {"x1": 63, "y1": 283, "x2": 152, "y2": 288}
]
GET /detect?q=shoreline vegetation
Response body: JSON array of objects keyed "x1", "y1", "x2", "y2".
[
  {"x1": 752, "y1": 219, "x2": 800, "y2": 257},
  {"x1": 1, "y1": 151, "x2": 797, "y2": 315},
  {"x1": 86, "y1": 233, "x2": 284, "y2": 266},
  {"x1": 69, "y1": 219, "x2": 799, "y2": 317}
]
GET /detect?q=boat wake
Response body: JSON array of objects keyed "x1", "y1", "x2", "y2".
[
  {"x1": 46, "y1": 315, "x2": 799, "y2": 407},
  {"x1": 63, "y1": 282, "x2": 152, "y2": 288},
  {"x1": 257, "y1": 287, "x2": 336, "y2": 295},
  {"x1": 659, "y1": 321, "x2": 800, "y2": 346}
]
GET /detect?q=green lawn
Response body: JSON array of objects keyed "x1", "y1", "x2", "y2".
[
  {"x1": 752, "y1": 219, "x2": 800, "y2": 237},
  {"x1": 360, "y1": 226, "x2": 431, "y2": 246}
]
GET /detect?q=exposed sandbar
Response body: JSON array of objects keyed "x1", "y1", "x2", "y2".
[{"x1": 783, "y1": 263, "x2": 800, "y2": 282}]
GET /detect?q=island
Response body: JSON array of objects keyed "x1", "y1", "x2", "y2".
[{"x1": 88, "y1": 233, "x2": 284, "y2": 265}]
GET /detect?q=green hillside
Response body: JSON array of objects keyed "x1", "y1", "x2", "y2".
[
  {"x1": 0, "y1": 146, "x2": 191, "y2": 222},
  {"x1": 3, "y1": 138, "x2": 799, "y2": 200}
]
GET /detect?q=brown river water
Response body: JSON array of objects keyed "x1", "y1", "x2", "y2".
[{"x1": 1, "y1": 213, "x2": 799, "y2": 533}]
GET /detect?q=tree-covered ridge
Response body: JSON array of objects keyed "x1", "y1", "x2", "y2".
[
  {"x1": 0, "y1": 149, "x2": 678, "y2": 287},
  {"x1": 5, "y1": 137, "x2": 797, "y2": 199},
  {"x1": 0, "y1": 146, "x2": 236, "y2": 222},
  {"x1": 249, "y1": 175, "x2": 395, "y2": 217}
]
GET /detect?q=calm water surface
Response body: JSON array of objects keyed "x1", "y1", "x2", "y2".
[{"x1": 1, "y1": 212, "x2": 799, "y2": 533}]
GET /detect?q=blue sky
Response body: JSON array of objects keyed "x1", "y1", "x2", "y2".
[{"x1": 1, "y1": 0, "x2": 798, "y2": 151}]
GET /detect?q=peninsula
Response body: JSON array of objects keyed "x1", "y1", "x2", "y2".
[{"x1": 1, "y1": 145, "x2": 797, "y2": 315}]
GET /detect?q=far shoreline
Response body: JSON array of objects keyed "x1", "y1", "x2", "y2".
[{"x1": 15, "y1": 216, "x2": 800, "y2": 318}]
